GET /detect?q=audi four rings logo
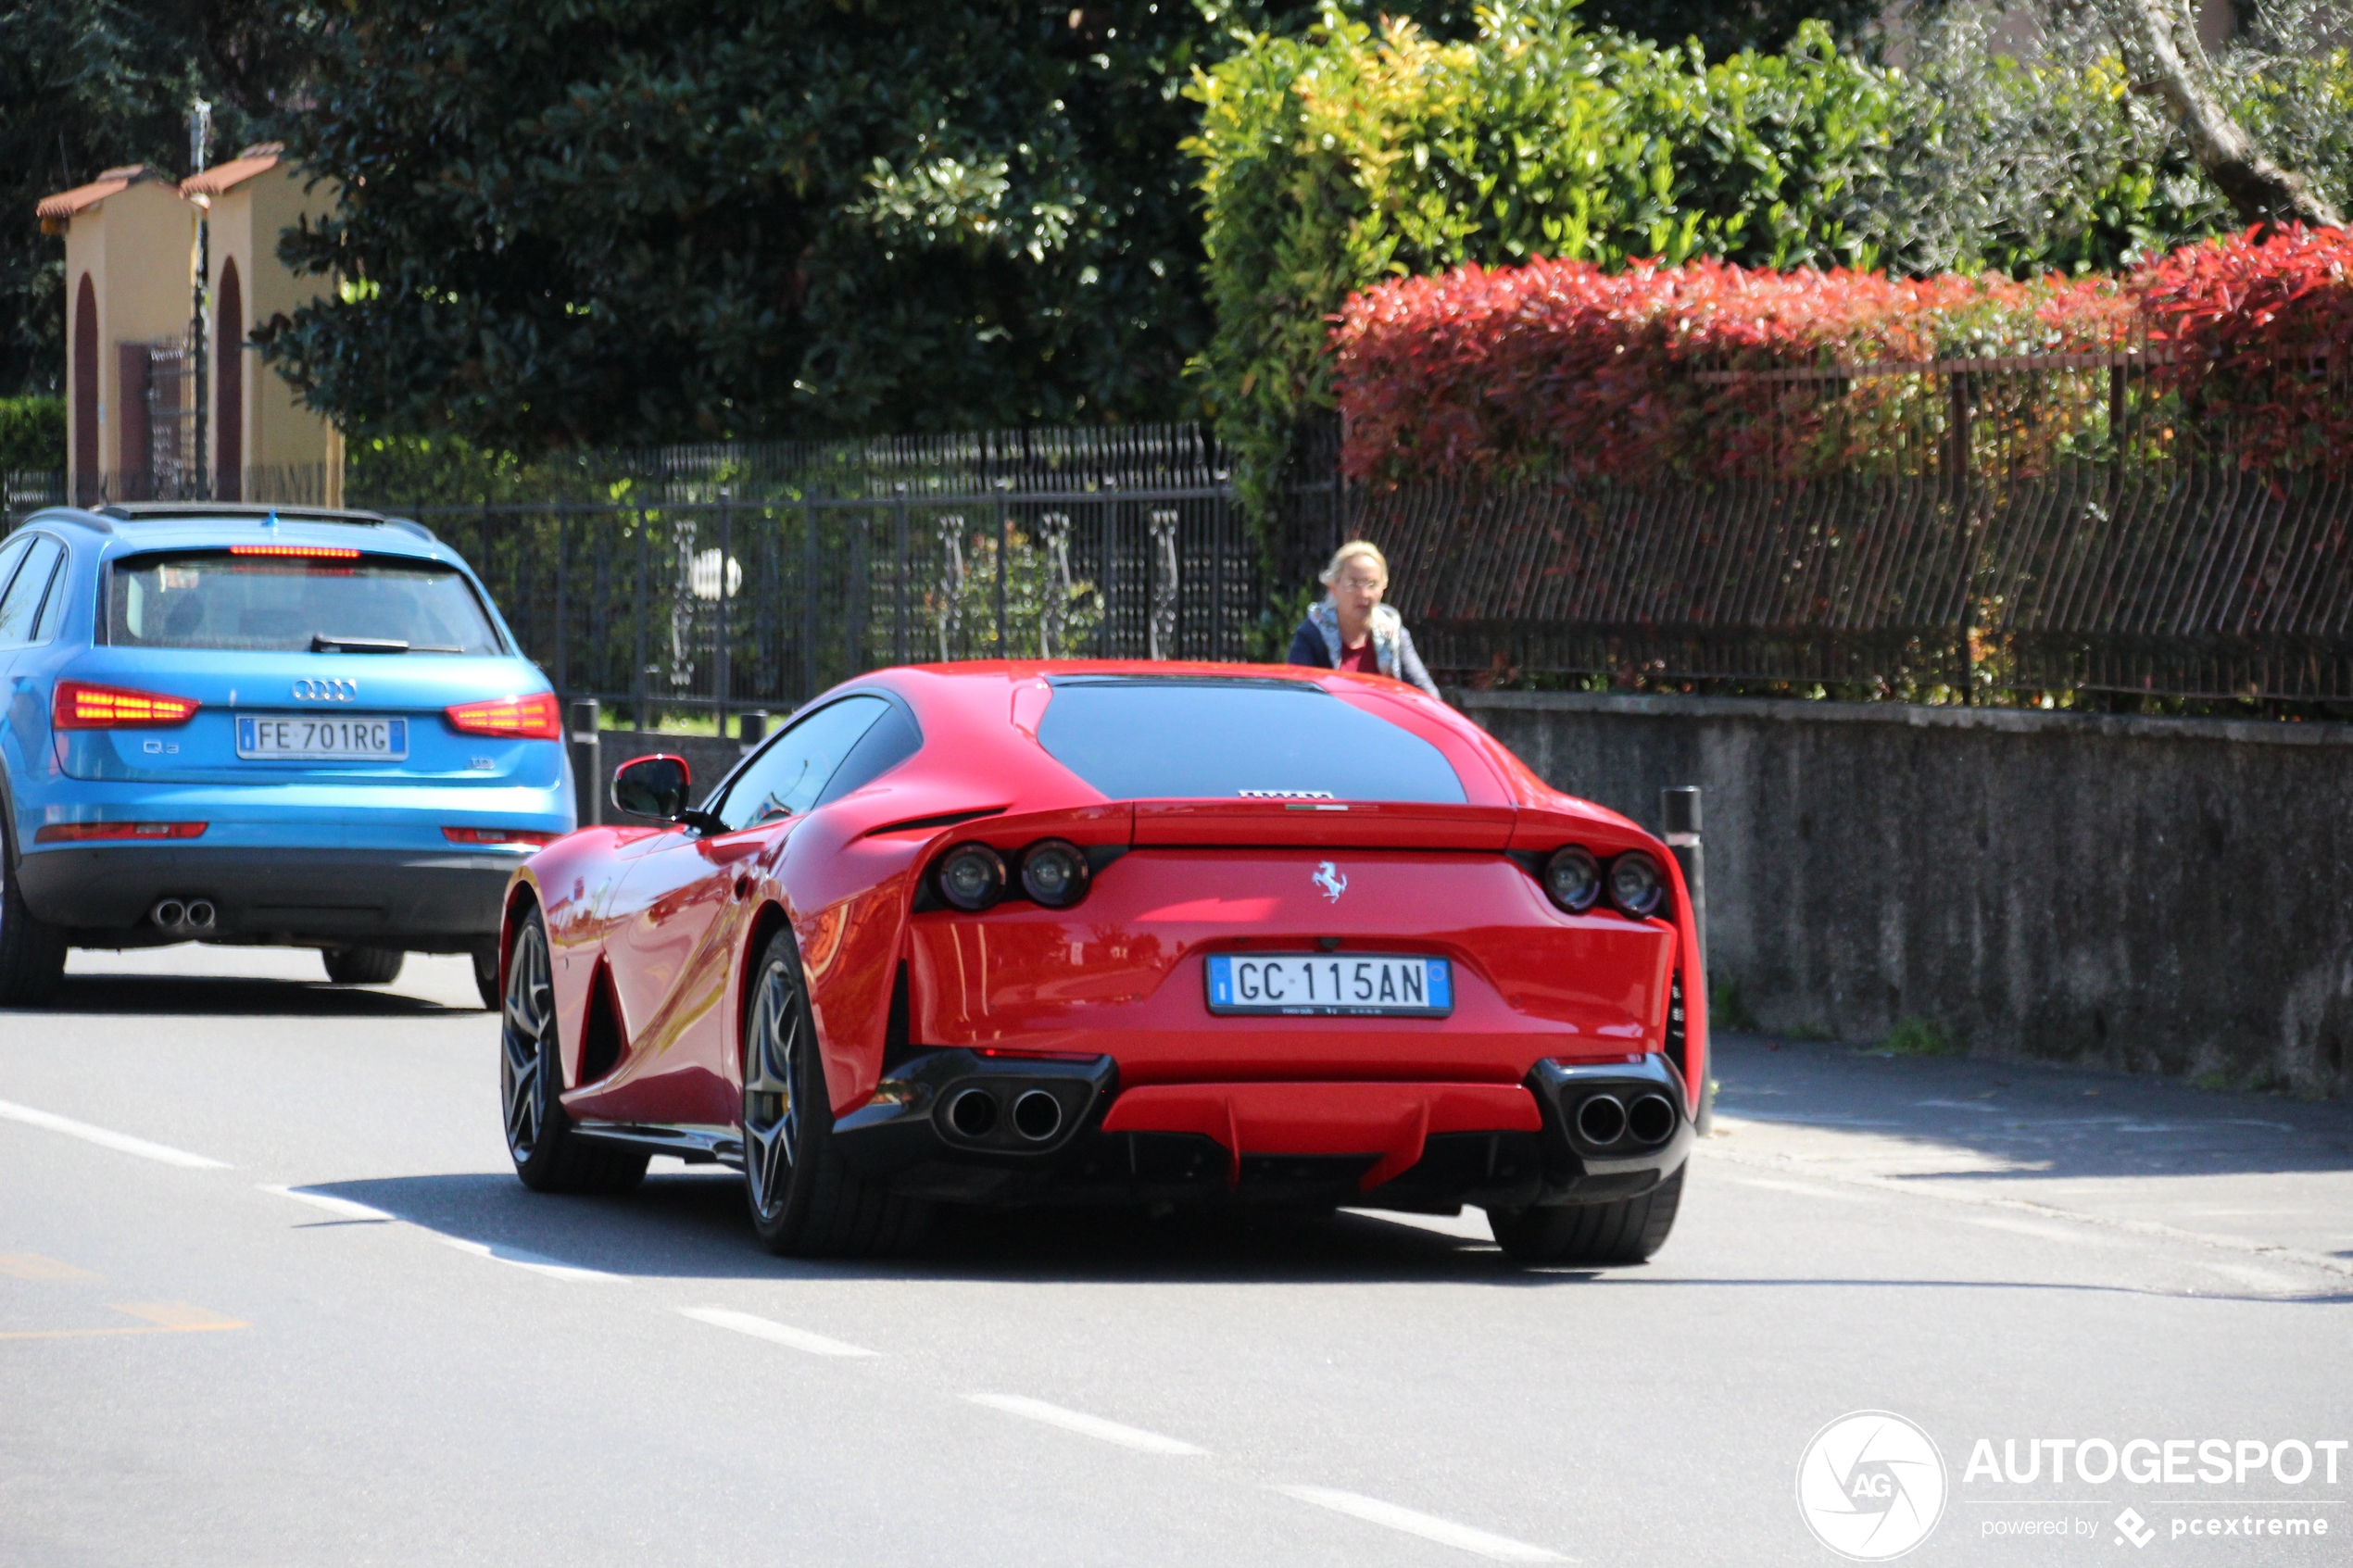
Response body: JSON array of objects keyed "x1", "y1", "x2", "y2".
[{"x1": 292, "y1": 679, "x2": 358, "y2": 702}]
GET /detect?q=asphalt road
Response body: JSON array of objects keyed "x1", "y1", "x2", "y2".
[{"x1": 4, "y1": 944, "x2": 2349, "y2": 1568}]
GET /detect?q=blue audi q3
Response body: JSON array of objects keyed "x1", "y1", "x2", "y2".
[{"x1": 0, "y1": 503, "x2": 573, "y2": 1008}]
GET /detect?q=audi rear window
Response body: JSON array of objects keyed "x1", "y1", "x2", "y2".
[
  {"x1": 108, "y1": 550, "x2": 504, "y2": 655},
  {"x1": 1034, "y1": 676, "x2": 1466, "y2": 803}
]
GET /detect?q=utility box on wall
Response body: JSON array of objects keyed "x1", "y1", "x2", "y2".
[{"x1": 36, "y1": 146, "x2": 342, "y2": 508}]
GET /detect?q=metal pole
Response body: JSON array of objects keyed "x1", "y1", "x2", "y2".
[
  {"x1": 633, "y1": 508, "x2": 649, "y2": 730},
  {"x1": 893, "y1": 485, "x2": 909, "y2": 668},
  {"x1": 802, "y1": 491, "x2": 820, "y2": 703},
  {"x1": 569, "y1": 698, "x2": 601, "y2": 828},
  {"x1": 188, "y1": 98, "x2": 210, "y2": 500},
  {"x1": 1660, "y1": 784, "x2": 1711, "y2": 1135},
  {"x1": 995, "y1": 495, "x2": 1009, "y2": 657},
  {"x1": 553, "y1": 505, "x2": 568, "y2": 694},
  {"x1": 716, "y1": 491, "x2": 733, "y2": 740}
]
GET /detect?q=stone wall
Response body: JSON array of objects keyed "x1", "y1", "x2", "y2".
[{"x1": 1458, "y1": 691, "x2": 2353, "y2": 1097}]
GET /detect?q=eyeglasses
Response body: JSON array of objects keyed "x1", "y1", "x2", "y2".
[{"x1": 1334, "y1": 573, "x2": 1386, "y2": 592}]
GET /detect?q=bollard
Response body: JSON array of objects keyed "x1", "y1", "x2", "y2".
[
  {"x1": 737, "y1": 709, "x2": 770, "y2": 755},
  {"x1": 1660, "y1": 785, "x2": 1711, "y2": 1135},
  {"x1": 570, "y1": 698, "x2": 601, "y2": 828}
]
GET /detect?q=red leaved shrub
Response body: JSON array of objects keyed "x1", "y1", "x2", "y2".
[
  {"x1": 1331, "y1": 233, "x2": 2343, "y2": 485},
  {"x1": 2139, "y1": 224, "x2": 2353, "y2": 472}
]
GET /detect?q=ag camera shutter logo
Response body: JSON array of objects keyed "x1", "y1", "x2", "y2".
[{"x1": 1796, "y1": 1411, "x2": 1948, "y2": 1560}]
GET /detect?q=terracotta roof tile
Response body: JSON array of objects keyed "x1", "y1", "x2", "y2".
[
  {"x1": 35, "y1": 163, "x2": 175, "y2": 220},
  {"x1": 181, "y1": 144, "x2": 287, "y2": 198}
]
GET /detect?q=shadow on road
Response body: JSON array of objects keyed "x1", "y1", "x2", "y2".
[
  {"x1": 14, "y1": 974, "x2": 479, "y2": 1017},
  {"x1": 1712, "y1": 1034, "x2": 2353, "y2": 1185},
  {"x1": 297, "y1": 1168, "x2": 1596, "y2": 1287},
  {"x1": 285, "y1": 1169, "x2": 2353, "y2": 1303}
]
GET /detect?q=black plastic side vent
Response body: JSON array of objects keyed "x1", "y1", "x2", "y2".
[
  {"x1": 881, "y1": 960, "x2": 913, "y2": 1072},
  {"x1": 579, "y1": 962, "x2": 626, "y2": 1084}
]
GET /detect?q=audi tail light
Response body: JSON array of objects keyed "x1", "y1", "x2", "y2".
[
  {"x1": 34, "y1": 821, "x2": 207, "y2": 843},
  {"x1": 446, "y1": 693, "x2": 561, "y2": 740},
  {"x1": 54, "y1": 681, "x2": 199, "y2": 730},
  {"x1": 443, "y1": 827, "x2": 561, "y2": 847}
]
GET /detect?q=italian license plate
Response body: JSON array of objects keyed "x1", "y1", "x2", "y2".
[
  {"x1": 236, "y1": 714, "x2": 408, "y2": 761},
  {"x1": 1204, "y1": 953, "x2": 1453, "y2": 1017}
]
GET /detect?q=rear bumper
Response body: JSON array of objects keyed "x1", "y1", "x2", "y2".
[
  {"x1": 830, "y1": 1049, "x2": 1691, "y2": 1211},
  {"x1": 14, "y1": 845, "x2": 520, "y2": 950}
]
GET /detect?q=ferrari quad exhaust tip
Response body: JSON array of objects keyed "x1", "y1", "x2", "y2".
[
  {"x1": 1011, "y1": 1089, "x2": 1064, "y2": 1144},
  {"x1": 1574, "y1": 1093, "x2": 1628, "y2": 1146},
  {"x1": 1626, "y1": 1093, "x2": 1677, "y2": 1147},
  {"x1": 947, "y1": 1087, "x2": 999, "y2": 1138}
]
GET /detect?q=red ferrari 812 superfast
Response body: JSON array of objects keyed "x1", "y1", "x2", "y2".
[{"x1": 497, "y1": 662, "x2": 1705, "y2": 1264}]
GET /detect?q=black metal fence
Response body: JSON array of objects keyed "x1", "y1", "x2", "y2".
[
  {"x1": 409, "y1": 485, "x2": 1252, "y2": 727},
  {"x1": 1350, "y1": 350, "x2": 2353, "y2": 704},
  {"x1": 16, "y1": 358, "x2": 2353, "y2": 711}
]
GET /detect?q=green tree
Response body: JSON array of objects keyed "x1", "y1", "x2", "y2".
[{"x1": 258, "y1": 2, "x2": 1336, "y2": 448}]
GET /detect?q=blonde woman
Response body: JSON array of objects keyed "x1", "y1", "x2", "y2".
[{"x1": 1285, "y1": 540, "x2": 1440, "y2": 697}]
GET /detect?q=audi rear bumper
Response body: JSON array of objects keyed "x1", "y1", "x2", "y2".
[{"x1": 15, "y1": 845, "x2": 520, "y2": 951}]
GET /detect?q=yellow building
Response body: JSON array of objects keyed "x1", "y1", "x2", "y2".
[{"x1": 36, "y1": 146, "x2": 341, "y2": 507}]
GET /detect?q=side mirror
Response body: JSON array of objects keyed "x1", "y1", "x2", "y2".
[{"x1": 611, "y1": 754, "x2": 691, "y2": 822}]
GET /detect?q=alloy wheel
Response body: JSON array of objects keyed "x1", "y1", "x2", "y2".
[
  {"x1": 500, "y1": 922, "x2": 552, "y2": 1160},
  {"x1": 741, "y1": 958, "x2": 801, "y2": 1223}
]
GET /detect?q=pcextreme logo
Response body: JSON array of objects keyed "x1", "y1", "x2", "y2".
[{"x1": 1797, "y1": 1411, "x2": 1949, "y2": 1561}]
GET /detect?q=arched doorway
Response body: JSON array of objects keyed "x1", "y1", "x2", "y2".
[
  {"x1": 72, "y1": 274, "x2": 98, "y2": 505},
  {"x1": 215, "y1": 259, "x2": 243, "y2": 501}
]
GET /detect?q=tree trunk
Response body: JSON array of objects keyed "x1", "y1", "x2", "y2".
[{"x1": 2119, "y1": 0, "x2": 2344, "y2": 228}]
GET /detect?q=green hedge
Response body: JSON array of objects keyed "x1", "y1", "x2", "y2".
[
  {"x1": 0, "y1": 396, "x2": 63, "y2": 473},
  {"x1": 1182, "y1": 3, "x2": 2314, "y2": 528}
]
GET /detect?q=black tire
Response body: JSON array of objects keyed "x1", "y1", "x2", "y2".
[
  {"x1": 1487, "y1": 1163, "x2": 1685, "y2": 1265},
  {"x1": 0, "y1": 819, "x2": 68, "y2": 1008},
  {"x1": 322, "y1": 947, "x2": 406, "y2": 985},
  {"x1": 500, "y1": 907, "x2": 647, "y2": 1195},
  {"x1": 470, "y1": 941, "x2": 501, "y2": 1010},
  {"x1": 740, "y1": 927, "x2": 928, "y2": 1258}
]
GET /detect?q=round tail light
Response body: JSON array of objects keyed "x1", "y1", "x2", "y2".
[
  {"x1": 936, "y1": 843, "x2": 1007, "y2": 911},
  {"x1": 1542, "y1": 847, "x2": 1602, "y2": 913},
  {"x1": 1019, "y1": 840, "x2": 1090, "y2": 908},
  {"x1": 1607, "y1": 850, "x2": 1665, "y2": 918}
]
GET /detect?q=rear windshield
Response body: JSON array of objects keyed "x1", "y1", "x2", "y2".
[
  {"x1": 1034, "y1": 676, "x2": 1466, "y2": 803},
  {"x1": 108, "y1": 550, "x2": 504, "y2": 655}
]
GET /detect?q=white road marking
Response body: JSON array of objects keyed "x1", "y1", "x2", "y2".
[
  {"x1": 0, "y1": 1098, "x2": 228, "y2": 1169},
  {"x1": 678, "y1": 1306, "x2": 878, "y2": 1358},
  {"x1": 965, "y1": 1393, "x2": 1206, "y2": 1456},
  {"x1": 1731, "y1": 1176, "x2": 1881, "y2": 1204},
  {"x1": 437, "y1": 1236, "x2": 624, "y2": 1284},
  {"x1": 1278, "y1": 1486, "x2": 1567, "y2": 1562},
  {"x1": 259, "y1": 1185, "x2": 394, "y2": 1222}
]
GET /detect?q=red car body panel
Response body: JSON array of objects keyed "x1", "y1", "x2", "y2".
[{"x1": 502, "y1": 660, "x2": 1709, "y2": 1195}]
